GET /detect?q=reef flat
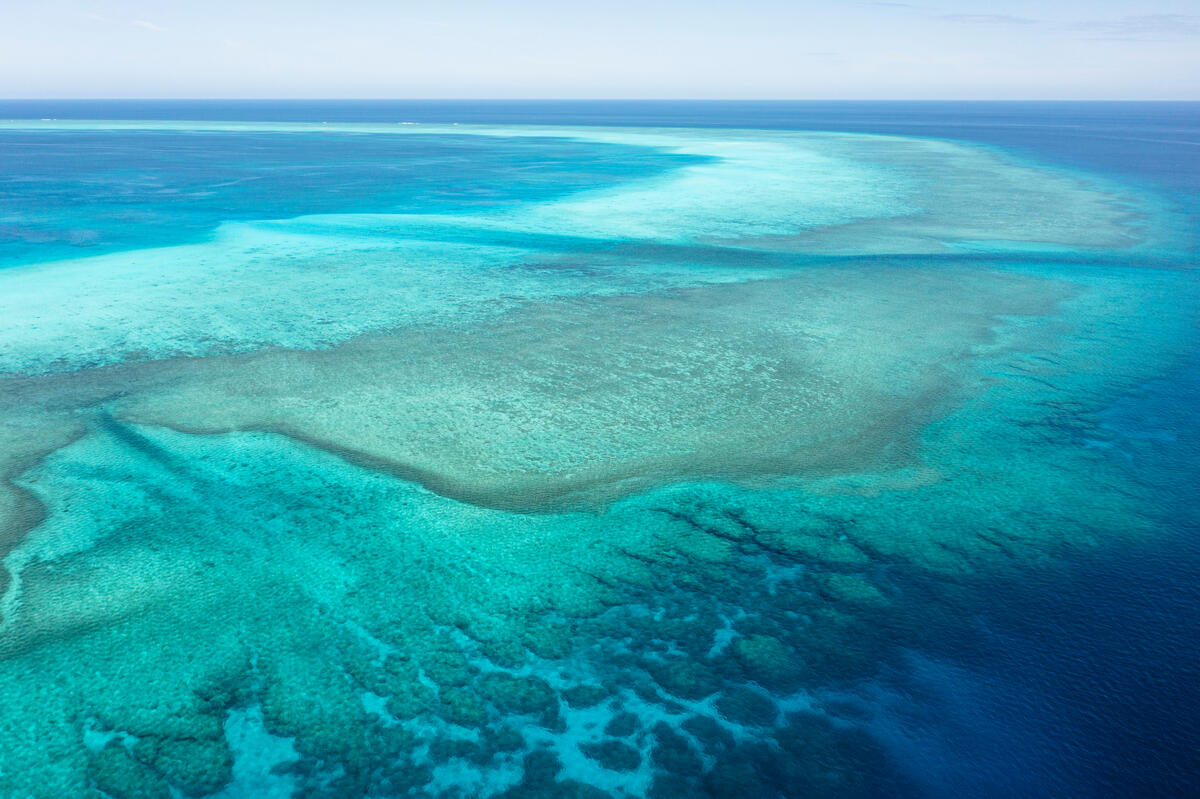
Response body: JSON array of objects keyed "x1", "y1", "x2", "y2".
[{"x1": 0, "y1": 117, "x2": 1195, "y2": 798}]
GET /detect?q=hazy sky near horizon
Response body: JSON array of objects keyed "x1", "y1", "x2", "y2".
[{"x1": 2, "y1": 0, "x2": 1198, "y2": 99}]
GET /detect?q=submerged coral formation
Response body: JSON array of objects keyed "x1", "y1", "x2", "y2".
[{"x1": 0, "y1": 122, "x2": 1193, "y2": 798}]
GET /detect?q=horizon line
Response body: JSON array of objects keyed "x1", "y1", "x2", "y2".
[{"x1": 4, "y1": 97, "x2": 1200, "y2": 104}]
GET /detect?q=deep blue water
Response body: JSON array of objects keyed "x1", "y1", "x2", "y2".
[
  {"x1": 0, "y1": 101, "x2": 1197, "y2": 798},
  {"x1": 948, "y1": 353, "x2": 1200, "y2": 798},
  {"x1": 5, "y1": 99, "x2": 1198, "y2": 193}
]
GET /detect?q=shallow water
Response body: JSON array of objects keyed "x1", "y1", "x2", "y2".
[{"x1": 0, "y1": 103, "x2": 1197, "y2": 798}]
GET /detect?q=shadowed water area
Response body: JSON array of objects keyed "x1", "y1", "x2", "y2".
[{"x1": 0, "y1": 103, "x2": 1197, "y2": 798}]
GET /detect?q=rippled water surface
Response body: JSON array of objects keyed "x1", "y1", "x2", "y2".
[{"x1": 0, "y1": 102, "x2": 1197, "y2": 798}]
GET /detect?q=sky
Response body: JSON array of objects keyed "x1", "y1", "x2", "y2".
[{"x1": 1, "y1": 0, "x2": 1198, "y2": 99}]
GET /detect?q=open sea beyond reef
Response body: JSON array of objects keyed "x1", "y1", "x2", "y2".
[{"x1": 0, "y1": 100, "x2": 1198, "y2": 798}]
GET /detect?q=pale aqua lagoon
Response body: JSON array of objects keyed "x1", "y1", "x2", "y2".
[{"x1": 0, "y1": 102, "x2": 1197, "y2": 798}]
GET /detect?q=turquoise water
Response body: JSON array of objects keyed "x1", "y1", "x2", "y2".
[
  {"x1": 0, "y1": 103, "x2": 1197, "y2": 798},
  {"x1": 0, "y1": 128, "x2": 706, "y2": 268}
]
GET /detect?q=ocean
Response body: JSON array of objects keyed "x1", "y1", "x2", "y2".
[{"x1": 0, "y1": 101, "x2": 1196, "y2": 798}]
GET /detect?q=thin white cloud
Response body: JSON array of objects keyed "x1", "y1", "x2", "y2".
[
  {"x1": 1070, "y1": 14, "x2": 1200, "y2": 40},
  {"x1": 940, "y1": 14, "x2": 1037, "y2": 25},
  {"x1": 132, "y1": 19, "x2": 166, "y2": 33}
]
